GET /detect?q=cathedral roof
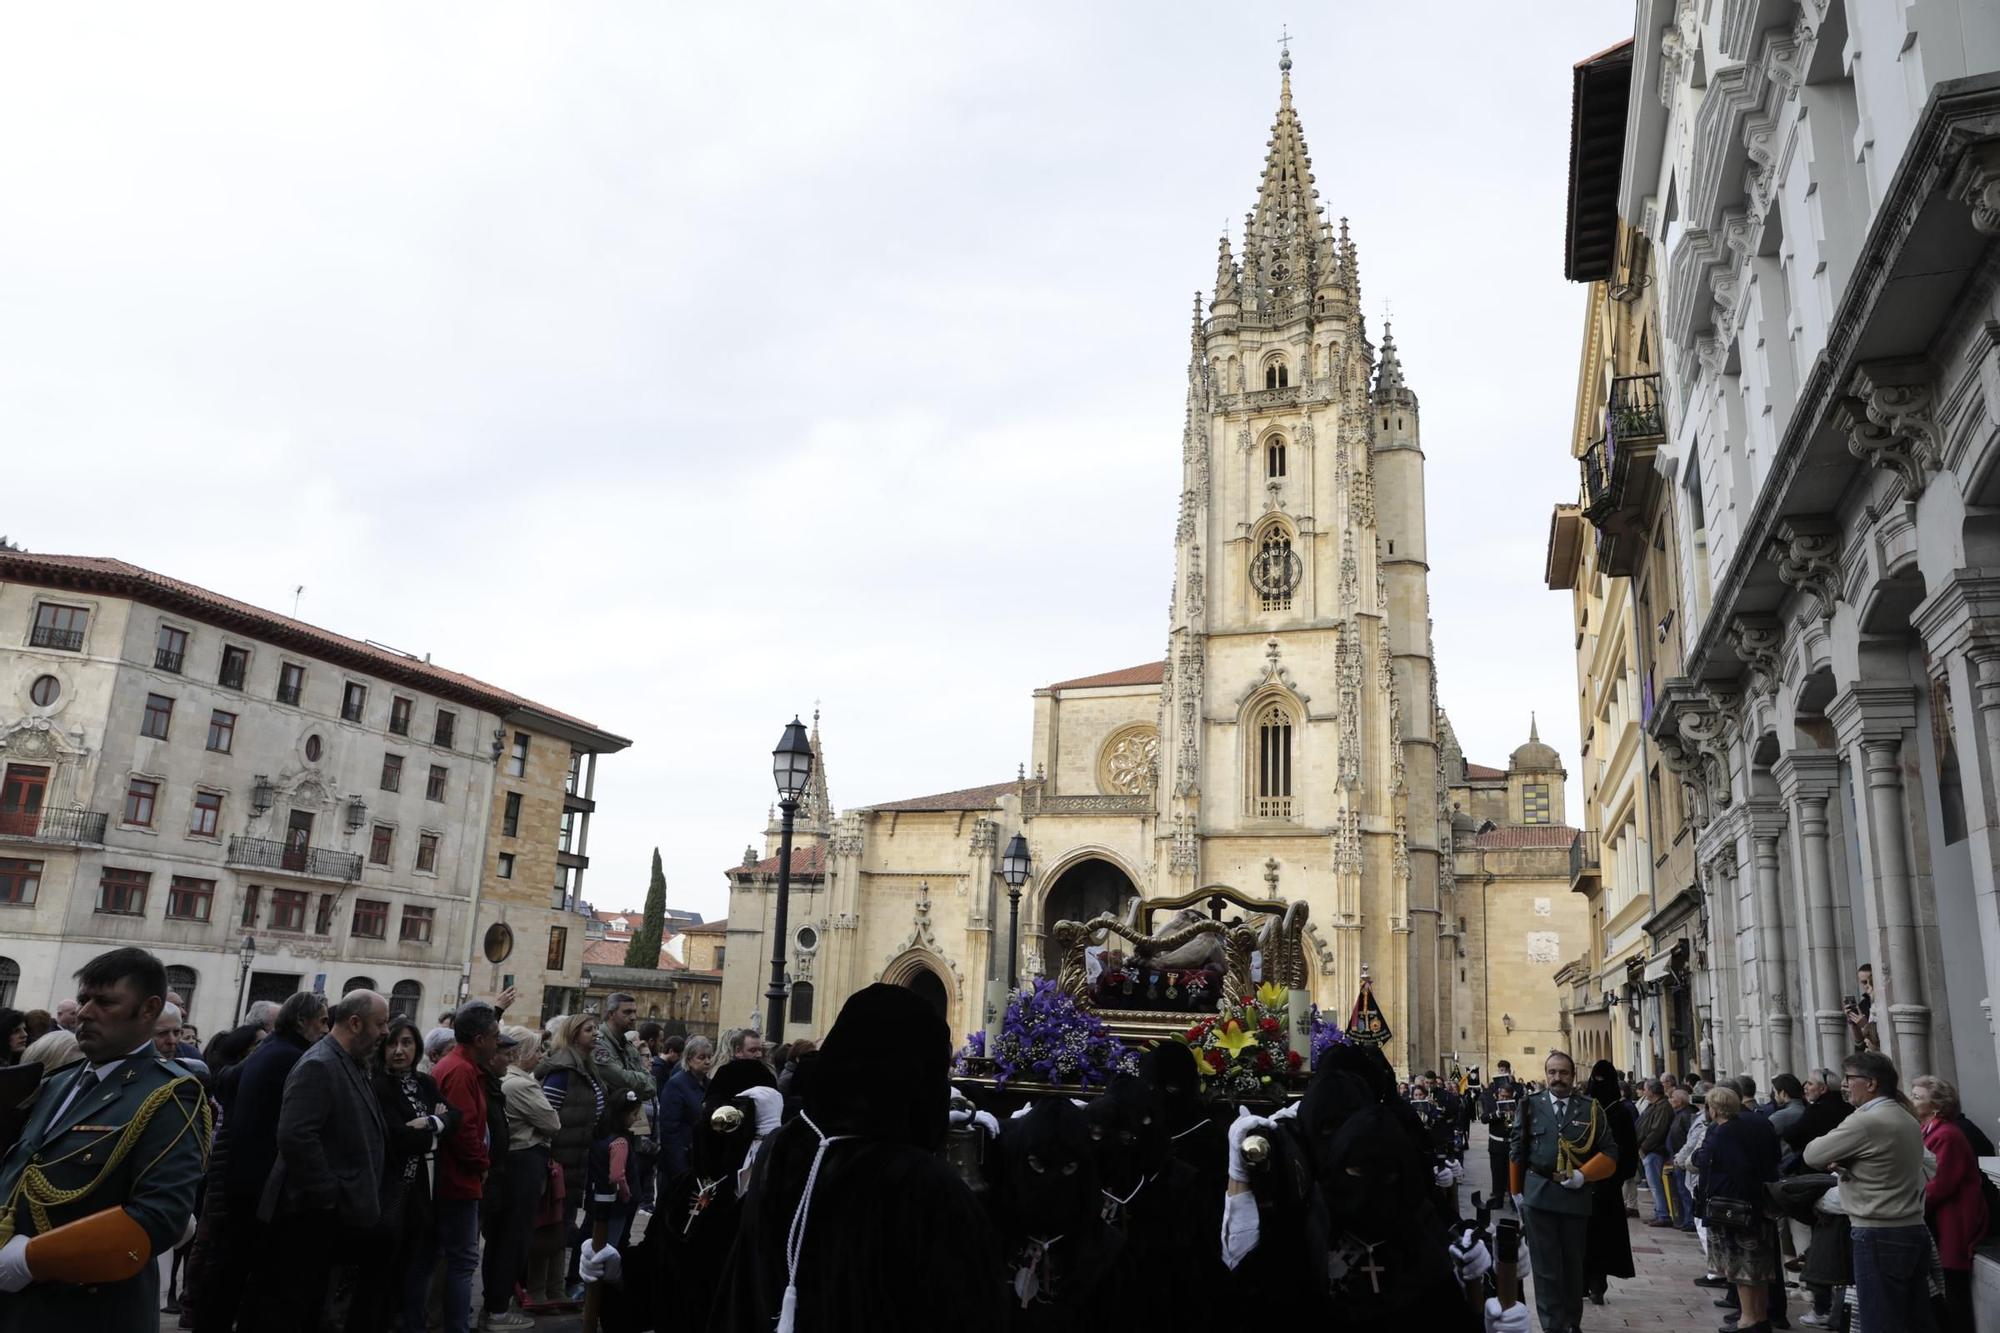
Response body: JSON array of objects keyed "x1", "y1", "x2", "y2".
[
  {"x1": 1463, "y1": 762, "x2": 1508, "y2": 781},
  {"x1": 583, "y1": 938, "x2": 687, "y2": 968},
  {"x1": 865, "y1": 780, "x2": 1017, "y2": 813},
  {"x1": 727, "y1": 845, "x2": 827, "y2": 877},
  {"x1": 1465, "y1": 825, "x2": 1582, "y2": 849},
  {"x1": 1045, "y1": 661, "x2": 1166, "y2": 691}
]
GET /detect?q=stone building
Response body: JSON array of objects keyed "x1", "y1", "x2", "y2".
[
  {"x1": 718, "y1": 55, "x2": 1570, "y2": 1077},
  {"x1": 0, "y1": 552, "x2": 626, "y2": 1033},
  {"x1": 1552, "y1": 0, "x2": 2000, "y2": 1126}
]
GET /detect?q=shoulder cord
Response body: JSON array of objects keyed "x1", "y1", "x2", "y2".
[
  {"x1": 0, "y1": 1074, "x2": 212, "y2": 1245},
  {"x1": 777, "y1": 1112, "x2": 854, "y2": 1333},
  {"x1": 1555, "y1": 1099, "x2": 1603, "y2": 1178}
]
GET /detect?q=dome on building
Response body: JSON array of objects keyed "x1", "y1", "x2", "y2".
[{"x1": 1509, "y1": 714, "x2": 1563, "y2": 773}]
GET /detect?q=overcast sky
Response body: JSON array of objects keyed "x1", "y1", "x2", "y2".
[{"x1": 2, "y1": 3, "x2": 1633, "y2": 922}]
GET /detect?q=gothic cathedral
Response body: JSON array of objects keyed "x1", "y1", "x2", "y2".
[{"x1": 718, "y1": 56, "x2": 1571, "y2": 1080}]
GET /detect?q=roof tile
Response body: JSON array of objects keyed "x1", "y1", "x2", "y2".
[
  {"x1": 865, "y1": 780, "x2": 1018, "y2": 813},
  {"x1": 1045, "y1": 662, "x2": 1165, "y2": 691},
  {"x1": 1466, "y1": 825, "x2": 1581, "y2": 849}
]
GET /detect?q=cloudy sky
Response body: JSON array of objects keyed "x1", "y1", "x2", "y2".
[{"x1": 2, "y1": 3, "x2": 1632, "y2": 921}]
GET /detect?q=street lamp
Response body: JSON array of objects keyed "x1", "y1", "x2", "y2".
[
  {"x1": 1000, "y1": 833, "x2": 1032, "y2": 989},
  {"x1": 233, "y1": 933, "x2": 257, "y2": 1023},
  {"x1": 764, "y1": 716, "x2": 814, "y2": 1043}
]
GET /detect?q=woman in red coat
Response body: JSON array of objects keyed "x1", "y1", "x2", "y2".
[{"x1": 1914, "y1": 1076, "x2": 1987, "y2": 1333}]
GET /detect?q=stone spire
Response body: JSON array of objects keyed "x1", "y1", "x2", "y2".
[
  {"x1": 1212, "y1": 232, "x2": 1240, "y2": 312},
  {"x1": 798, "y1": 707, "x2": 834, "y2": 833},
  {"x1": 1373, "y1": 321, "x2": 1416, "y2": 406},
  {"x1": 1243, "y1": 48, "x2": 1326, "y2": 311}
]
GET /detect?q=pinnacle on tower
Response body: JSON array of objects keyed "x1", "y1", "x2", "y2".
[
  {"x1": 1212, "y1": 233, "x2": 1240, "y2": 311},
  {"x1": 1243, "y1": 48, "x2": 1326, "y2": 308},
  {"x1": 1373, "y1": 321, "x2": 1416, "y2": 406}
]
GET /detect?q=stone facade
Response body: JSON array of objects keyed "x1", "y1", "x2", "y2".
[
  {"x1": 0, "y1": 553, "x2": 626, "y2": 1034},
  {"x1": 1547, "y1": 1, "x2": 2000, "y2": 1128},
  {"x1": 715, "y1": 56, "x2": 1564, "y2": 1078}
]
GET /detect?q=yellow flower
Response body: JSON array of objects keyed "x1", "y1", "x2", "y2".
[
  {"x1": 1213, "y1": 1019, "x2": 1258, "y2": 1059},
  {"x1": 1257, "y1": 982, "x2": 1289, "y2": 1012}
]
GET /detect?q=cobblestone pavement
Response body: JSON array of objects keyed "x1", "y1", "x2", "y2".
[{"x1": 1464, "y1": 1123, "x2": 1741, "y2": 1332}]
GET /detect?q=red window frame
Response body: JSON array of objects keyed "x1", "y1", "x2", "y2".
[
  {"x1": 166, "y1": 876, "x2": 214, "y2": 922},
  {"x1": 381, "y1": 754, "x2": 403, "y2": 792},
  {"x1": 399, "y1": 905, "x2": 435, "y2": 943},
  {"x1": 97, "y1": 867, "x2": 149, "y2": 916},
  {"x1": 141, "y1": 693, "x2": 174, "y2": 740},
  {"x1": 270, "y1": 888, "x2": 310, "y2": 933},
  {"x1": 206, "y1": 709, "x2": 236, "y2": 753},
  {"x1": 369, "y1": 824, "x2": 394, "y2": 865},
  {"x1": 124, "y1": 778, "x2": 159, "y2": 827},
  {"x1": 0, "y1": 857, "x2": 42, "y2": 906},
  {"x1": 189, "y1": 790, "x2": 223, "y2": 837},
  {"x1": 352, "y1": 898, "x2": 389, "y2": 939}
]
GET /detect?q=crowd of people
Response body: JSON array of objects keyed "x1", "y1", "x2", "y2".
[
  {"x1": 2, "y1": 944, "x2": 1994, "y2": 1333},
  {"x1": 1483, "y1": 1043, "x2": 1992, "y2": 1333}
]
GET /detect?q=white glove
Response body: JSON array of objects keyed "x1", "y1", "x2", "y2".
[
  {"x1": 0, "y1": 1235, "x2": 29, "y2": 1293},
  {"x1": 578, "y1": 1239, "x2": 622, "y2": 1285},
  {"x1": 1271, "y1": 1101, "x2": 1300, "y2": 1122},
  {"x1": 1511, "y1": 1192, "x2": 1525, "y2": 1213},
  {"x1": 1450, "y1": 1234, "x2": 1493, "y2": 1283},
  {"x1": 1227, "y1": 1106, "x2": 1280, "y2": 1183},
  {"x1": 1483, "y1": 1296, "x2": 1530, "y2": 1333},
  {"x1": 1433, "y1": 1164, "x2": 1455, "y2": 1189},
  {"x1": 1450, "y1": 1158, "x2": 1467, "y2": 1185},
  {"x1": 1559, "y1": 1168, "x2": 1586, "y2": 1190},
  {"x1": 972, "y1": 1109, "x2": 1000, "y2": 1136}
]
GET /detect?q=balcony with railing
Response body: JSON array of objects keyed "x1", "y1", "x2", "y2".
[
  {"x1": 226, "y1": 835, "x2": 362, "y2": 882},
  {"x1": 29, "y1": 625, "x2": 84, "y2": 652},
  {"x1": 1576, "y1": 372, "x2": 1667, "y2": 578},
  {"x1": 154, "y1": 646, "x2": 184, "y2": 673},
  {"x1": 1569, "y1": 830, "x2": 1601, "y2": 893},
  {"x1": 0, "y1": 806, "x2": 109, "y2": 845}
]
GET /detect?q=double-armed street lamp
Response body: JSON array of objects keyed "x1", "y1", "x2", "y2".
[
  {"x1": 1001, "y1": 832, "x2": 1032, "y2": 989},
  {"x1": 765, "y1": 717, "x2": 814, "y2": 1044}
]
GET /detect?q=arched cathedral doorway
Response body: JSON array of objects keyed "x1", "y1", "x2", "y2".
[
  {"x1": 905, "y1": 966, "x2": 948, "y2": 1018},
  {"x1": 1042, "y1": 857, "x2": 1138, "y2": 929}
]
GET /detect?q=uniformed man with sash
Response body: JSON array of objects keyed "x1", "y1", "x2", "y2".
[
  {"x1": 1508, "y1": 1049, "x2": 1616, "y2": 1333},
  {"x1": 0, "y1": 946, "x2": 210, "y2": 1331}
]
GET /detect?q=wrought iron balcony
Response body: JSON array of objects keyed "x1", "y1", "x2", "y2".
[
  {"x1": 29, "y1": 625, "x2": 84, "y2": 652},
  {"x1": 1580, "y1": 440, "x2": 1615, "y2": 522},
  {"x1": 1569, "y1": 830, "x2": 1601, "y2": 889},
  {"x1": 1606, "y1": 373, "x2": 1665, "y2": 452},
  {"x1": 154, "y1": 647, "x2": 184, "y2": 673},
  {"x1": 226, "y1": 835, "x2": 362, "y2": 882},
  {"x1": 276, "y1": 683, "x2": 302, "y2": 706},
  {"x1": 0, "y1": 806, "x2": 109, "y2": 845}
]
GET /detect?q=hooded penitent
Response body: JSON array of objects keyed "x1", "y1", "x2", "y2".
[
  {"x1": 711, "y1": 985, "x2": 1006, "y2": 1333},
  {"x1": 994, "y1": 1098, "x2": 1122, "y2": 1332},
  {"x1": 594, "y1": 1050, "x2": 780, "y2": 1333}
]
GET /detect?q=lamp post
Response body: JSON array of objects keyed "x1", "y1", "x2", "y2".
[
  {"x1": 233, "y1": 933, "x2": 257, "y2": 1023},
  {"x1": 1000, "y1": 833, "x2": 1032, "y2": 989},
  {"x1": 765, "y1": 716, "x2": 814, "y2": 1044}
]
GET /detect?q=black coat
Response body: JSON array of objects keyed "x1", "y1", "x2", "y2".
[
  {"x1": 1584, "y1": 1093, "x2": 1638, "y2": 1281},
  {"x1": 1704, "y1": 1113, "x2": 1781, "y2": 1218},
  {"x1": 370, "y1": 1064, "x2": 450, "y2": 1221},
  {"x1": 220, "y1": 1030, "x2": 311, "y2": 1203}
]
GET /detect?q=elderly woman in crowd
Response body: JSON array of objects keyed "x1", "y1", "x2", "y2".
[
  {"x1": 1699, "y1": 1085, "x2": 1783, "y2": 1333},
  {"x1": 656, "y1": 1034, "x2": 715, "y2": 1180},
  {"x1": 496, "y1": 1025, "x2": 561, "y2": 1318},
  {"x1": 367, "y1": 1012, "x2": 454, "y2": 1333},
  {"x1": 1914, "y1": 1075, "x2": 1987, "y2": 1333},
  {"x1": 18, "y1": 1027, "x2": 80, "y2": 1077},
  {"x1": 539, "y1": 1011, "x2": 609, "y2": 1301}
]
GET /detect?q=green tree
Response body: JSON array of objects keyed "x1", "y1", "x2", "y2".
[{"x1": 625, "y1": 847, "x2": 667, "y2": 968}]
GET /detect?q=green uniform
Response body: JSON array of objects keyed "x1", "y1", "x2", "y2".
[{"x1": 0, "y1": 1050, "x2": 209, "y2": 1333}]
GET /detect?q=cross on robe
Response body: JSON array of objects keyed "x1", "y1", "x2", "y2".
[{"x1": 1358, "y1": 1250, "x2": 1385, "y2": 1294}]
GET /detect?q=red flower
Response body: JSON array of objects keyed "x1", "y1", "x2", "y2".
[
  {"x1": 1259, "y1": 1017, "x2": 1280, "y2": 1034},
  {"x1": 1205, "y1": 1048, "x2": 1226, "y2": 1071},
  {"x1": 1287, "y1": 1050, "x2": 1303, "y2": 1068},
  {"x1": 1186, "y1": 1027, "x2": 1203, "y2": 1043},
  {"x1": 1241, "y1": 996, "x2": 1255, "y2": 1007},
  {"x1": 1255, "y1": 1049, "x2": 1273, "y2": 1071}
]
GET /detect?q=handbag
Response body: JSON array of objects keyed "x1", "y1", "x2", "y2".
[
  {"x1": 1705, "y1": 1195, "x2": 1756, "y2": 1229},
  {"x1": 534, "y1": 1157, "x2": 567, "y2": 1228}
]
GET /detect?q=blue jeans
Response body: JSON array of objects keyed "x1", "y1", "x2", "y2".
[
  {"x1": 435, "y1": 1198, "x2": 483, "y2": 1333},
  {"x1": 1642, "y1": 1151, "x2": 1670, "y2": 1221},
  {"x1": 1851, "y1": 1223, "x2": 1937, "y2": 1333}
]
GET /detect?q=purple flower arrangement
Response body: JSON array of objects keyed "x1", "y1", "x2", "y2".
[
  {"x1": 967, "y1": 977, "x2": 1136, "y2": 1088},
  {"x1": 1309, "y1": 1004, "x2": 1352, "y2": 1066}
]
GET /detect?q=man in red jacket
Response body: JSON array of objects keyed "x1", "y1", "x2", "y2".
[{"x1": 433, "y1": 1001, "x2": 514, "y2": 1333}]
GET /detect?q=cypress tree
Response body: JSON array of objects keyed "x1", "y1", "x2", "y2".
[{"x1": 626, "y1": 847, "x2": 667, "y2": 968}]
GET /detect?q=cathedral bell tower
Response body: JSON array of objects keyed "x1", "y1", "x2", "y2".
[{"x1": 1153, "y1": 48, "x2": 1445, "y2": 1074}]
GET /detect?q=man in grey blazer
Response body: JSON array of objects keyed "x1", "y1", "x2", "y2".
[
  {"x1": 257, "y1": 989, "x2": 392, "y2": 1327},
  {"x1": 1509, "y1": 1049, "x2": 1618, "y2": 1333}
]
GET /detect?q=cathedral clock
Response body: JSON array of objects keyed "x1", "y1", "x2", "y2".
[{"x1": 1250, "y1": 545, "x2": 1303, "y2": 600}]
